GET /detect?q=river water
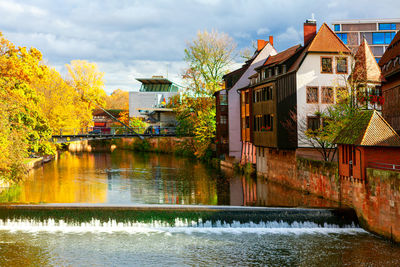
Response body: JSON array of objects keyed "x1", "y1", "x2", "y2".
[{"x1": 0, "y1": 150, "x2": 399, "y2": 266}]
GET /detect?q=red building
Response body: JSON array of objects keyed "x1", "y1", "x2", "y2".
[
  {"x1": 335, "y1": 110, "x2": 400, "y2": 181},
  {"x1": 379, "y1": 30, "x2": 400, "y2": 132}
]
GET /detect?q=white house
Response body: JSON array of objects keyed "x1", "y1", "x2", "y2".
[{"x1": 226, "y1": 37, "x2": 277, "y2": 160}]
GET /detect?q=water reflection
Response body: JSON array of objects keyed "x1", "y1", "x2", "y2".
[{"x1": 0, "y1": 150, "x2": 338, "y2": 208}]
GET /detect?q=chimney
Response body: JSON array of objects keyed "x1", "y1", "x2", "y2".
[
  {"x1": 269, "y1": 35, "x2": 274, "y2": 46},
  {"x1": 257, "y1": 39, "x2": 267, "y2": 51},
  {"x1": 304, "y1": 16, "x2": 317, "y2": 45}
]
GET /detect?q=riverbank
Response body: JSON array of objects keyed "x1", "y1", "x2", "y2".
[{"x1": 230, "y1": 148, "x2": 400, "y2": 243}]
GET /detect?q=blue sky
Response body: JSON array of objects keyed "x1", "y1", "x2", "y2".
[{"x1": 0, "y1": 0, "x2": 399, "y2": 93}]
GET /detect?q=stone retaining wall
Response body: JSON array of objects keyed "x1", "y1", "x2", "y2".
[{"x1": 259, "y1": 148, "x2": 400, "y2": 242}]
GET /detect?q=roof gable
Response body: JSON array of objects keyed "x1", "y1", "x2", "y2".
[
  {"x1": 228, "y1": 42, "x2": 277, "y2": 91},
  {"x1": 350, "y1": 39, "x2": 381, "y2": 83},
  {"x1": 335, "y1": 110, "x2": 400, "y2": 146},
  {"x1": 308, "y1": 23, "x2": 351, "y2": 54}
]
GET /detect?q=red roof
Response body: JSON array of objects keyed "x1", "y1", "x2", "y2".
[
  {"x1": 263, "y1": 44, "x2": 301, "y2": 66},
  {"x1": 307, "y1": 23, "x2": 351, "y2": 54}
]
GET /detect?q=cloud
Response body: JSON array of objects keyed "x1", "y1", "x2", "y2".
[
  {"x1": 0, "y1": 0, "x2": 399, "y2": 92},
  {"x1": 276, "y1": 27, "x2": 302, "y2": 47},
  {"x1": 257, "y1": 27, "x2": 270, "y2": 36}
]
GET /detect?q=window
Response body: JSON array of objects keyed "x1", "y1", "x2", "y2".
[
  {"x1": 321, "y1": 57, "x2": 333, "y2": 73},
  {"x1": 282, "y1": 65, "x2": 287, "y2": 74},
  {"x1": 372, "y1": 32, "x2": 396, "y2": 44},
  {"x1": 245, "y1": 91, "x2": 249, "y2": 104},
  {"x1": 336, "y1": 57, "x2": 347, "y2": 73},
  {"x1": 220, "y1": 115, "x2": 227, "y2": 124},
  {"x1": 321, "y1": 87, "x2": 334, "y2": 104},
  {"x1": 375, "y1": 57, "x2": 380, "y2": 63},
  {"x1": 220, "y1": 94, "x2": 227, "y2": 105},
  {"x1": 334, "y1": 24, "x2": 341, "y2": 31},
  {"x1": 337, "y1": 33, "x2": 348, "y2": 44},
  {"x1": 307, "y1": 116, "x2": 321, "y2": 131},
  {"x1": 268, "y1": 69, "x2": 272, "y2": 78},
  {"x1": 274, "y1": 66, "x2": 279, "y2": 76},
  {"x1": 306, "y1": 87, "x2": 319, "y2": 103},
  {"x1": 245, "y1": 117, "x2": 250, "y2": 128},
  {"x1": 379, "y1": 23, "x2": 396, "y2": 30}
]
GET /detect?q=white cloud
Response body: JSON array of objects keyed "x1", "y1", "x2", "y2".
[
  {"x1": 0, "y1": 0, "x2": 399, "y2": 92},
  {"x1": 276, "y1": 27, "x2": 302, "y2": 47},
  {"x1": 257, "y1": 27, "x2": 270, "y2": 36}
]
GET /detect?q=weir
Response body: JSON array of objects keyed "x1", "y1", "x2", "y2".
[{"x1": 0, "y1": 204, "x2": 360, "y2": 231}]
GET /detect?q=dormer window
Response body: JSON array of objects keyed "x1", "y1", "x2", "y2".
[{"x1": 274, "y1": 67, "x2": 279, "y2": 76}]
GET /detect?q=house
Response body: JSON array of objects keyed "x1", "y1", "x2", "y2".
[
  {"x1": 248, "y1": 19, "x2": 351, "y2": 175},
  {"x1": 349, "y1": 39, "x2": 383, "y2": 111},
  {"x1": 129, "y1": 76, "x2": 180, "y2": 126},
  {"x1": 92, "y1": 109, "x2": 126, "y2": 133},
  {"x1": 224, "y1": 36, "x2": 277, "y2": 161},
  {"x1": 335, "y1": 110, "x2": 400, "y2": 181},
  {"x1": 379, "y1": 30, "x2": 400, "y2": 133}
]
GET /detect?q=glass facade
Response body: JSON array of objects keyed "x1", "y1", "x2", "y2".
[
  {"x1": 334, "y1": 24, "x2": 341, "y2": 31},
  {"x1": 372, "y1": 32, "x2": 396, "y2": 44},
  {"x1": 379, "y1": 23, "x2": 396, "y2": 30},
  {"x1": 336, "y1": 33, "x2": 348, "y2": 44}
]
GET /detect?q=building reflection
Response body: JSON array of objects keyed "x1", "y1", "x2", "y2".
[{"x1": 225, "y1": 168, "x2": 339, "y2": 208}]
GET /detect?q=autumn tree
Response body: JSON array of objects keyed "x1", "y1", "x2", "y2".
[
  {"x1": 33, "y1": 67, "x2": 93, "y2": 132},
  {"x1": 66, "y1": 60, "x2": 107, "y2": 109},
  {"x1": 0, "y1": 32, "x2": 54, "y2": 181},
  {"x1": 183, "y1": 29, "x2": 236, "y2": 96},
  {"x1": 105, "y1": 89, "x2": 129, "y2": 109}
]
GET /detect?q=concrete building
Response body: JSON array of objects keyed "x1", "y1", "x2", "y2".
[
  {"x1": 332, "y1": 18, "x2": 400, "y2": 62},
  {"x1": 129, "y1": 76, "x2": 180, "y2": 126}
]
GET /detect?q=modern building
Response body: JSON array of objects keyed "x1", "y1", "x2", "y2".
[
  {"x1": 380, "y1": 30, "x2": 400, "y2": 133},
  {"x1": 332, "y1": 18, "x2": 400, "y2": 62},
  {"x1": 129, "y1": 76, "x2": 180, "y2": 126},
  {"x1": 225, "y1": 37, "x2": 276, "y2": 161},
  {"x1": 335, "y1": 110, "x2": 400, "y2": 181}
]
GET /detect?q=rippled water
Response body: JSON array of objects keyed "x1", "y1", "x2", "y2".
[{"x1": 0, "y1": 150, "x2": 400, "y2": 266}]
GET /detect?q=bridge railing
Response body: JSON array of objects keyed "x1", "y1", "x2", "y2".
[{"x1": 54, "y1": 127, "x2": 176, "y2": 136}]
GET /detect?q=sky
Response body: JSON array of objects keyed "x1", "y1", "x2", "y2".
[{"x1": 0, "y1": 0, "x2": 399, "y2": 94}]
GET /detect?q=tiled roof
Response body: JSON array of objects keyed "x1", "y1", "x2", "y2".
[
  {"x1": 307, "y1": 23, "x2": 351, "y2": 54},
  {"x1": 289, "y1": 23, "x2": 351, "y2": 73},
  {"x1": 334, "y1": 110, "x2": 400, "y2": 146},
  {"x1": 379, "y1": 30, "x2": 400, "y2": 78},
  {"x1": 264, "y1": 44, "x2": 301, "y2": 66},
  {"x1": 350, "y1": 39, "x2": 381, "y2": 83}
]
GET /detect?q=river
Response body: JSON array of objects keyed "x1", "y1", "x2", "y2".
[{"x1": 0, "y1": 150, "x2": 399, "y2": 266}]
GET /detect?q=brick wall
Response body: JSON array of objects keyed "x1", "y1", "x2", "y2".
[{"x1": 261, "y1": 148, "x2": 400, "y2": 242}]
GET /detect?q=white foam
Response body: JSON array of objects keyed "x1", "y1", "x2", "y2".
[{"x1": 0, "y1": 218, "x2": 367, "y2": 235}]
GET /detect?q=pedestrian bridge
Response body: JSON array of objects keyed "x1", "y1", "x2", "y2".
[{"x1": 51, "y1": 127, "x2": 177, "y2": 144}]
